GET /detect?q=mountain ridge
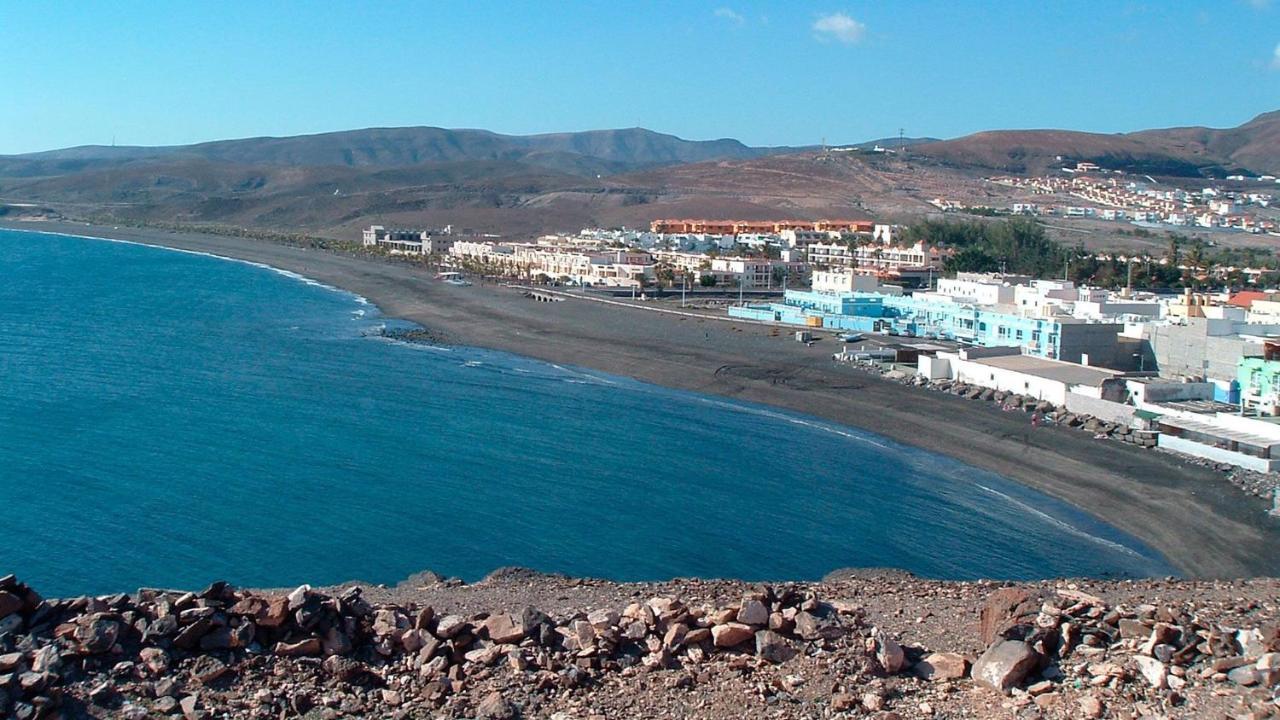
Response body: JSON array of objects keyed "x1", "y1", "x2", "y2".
[
  {"x1": 911, "y1": 110, "x2": 1280, "y2": 176},
  {"x1": 10, "y1": 127, "x2": 809, "y2": 175}
]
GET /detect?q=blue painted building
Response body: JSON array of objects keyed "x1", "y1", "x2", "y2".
[{"x1": 730, "y1": 290, "x2": 1123, "y2": 363}]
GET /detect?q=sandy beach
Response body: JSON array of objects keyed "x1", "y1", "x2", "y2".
[{"x1": 7, "y1": 219, "x2": 1280, "y2": 579}]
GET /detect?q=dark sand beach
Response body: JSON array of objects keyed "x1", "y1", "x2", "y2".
[{"x1": 7, "y1": 220, "x2": 1280, "y2": 579}]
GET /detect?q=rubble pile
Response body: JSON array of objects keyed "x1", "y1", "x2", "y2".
[{"x1": 2, "y1": 572, "x2": 1278, "y2": 719}]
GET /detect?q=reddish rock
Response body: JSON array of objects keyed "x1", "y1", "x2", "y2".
[
  {"x1": 972, "y1": 640, "x2": 1039, "y2": 694},
  {"x1": 915, "y1": 652, "x2": 969, "y2": 681},
  {"x1": 273, "y1": 638, "x2": 322, "y2": 657},
  {"x1": 482, "y1": 614, "x2": 524, "y2": 645},
  {"x1": 755, "y1": 630, "x2": 795, "y2": 664},
  {"x1": 257, "y1": 597, "x2": 290, "y2": 628},
  {"x1": 711, "y1": 623, "x2": 753, "y2": 648},
  {"x1": 189, "y1": 656, "x2": 229, "y2": 685},
  {"x1": 980, "y1": 588, "x2": 1038, "y2": 645},
  {"x1": 737, "y1": 599, "x2": 769, "y2": 626},
  {"x1": 0, "y1": 592, "x2": 21, "y2": 620},
  {"x1": 475, "y1": 690, "x2": 514, "y2": 719}
]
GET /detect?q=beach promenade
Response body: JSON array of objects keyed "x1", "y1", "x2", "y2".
[{"x1": 7, "y1": 220, "x2": 1280, "y2": 579}]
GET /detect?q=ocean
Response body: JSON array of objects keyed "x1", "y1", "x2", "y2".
[{"x1": 0, "y1": 229, "x2": 1174, "y2": 596}]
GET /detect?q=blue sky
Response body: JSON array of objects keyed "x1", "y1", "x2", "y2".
[{"x1": 1, "y1": 1, "x2": 1277, "y2": 154}]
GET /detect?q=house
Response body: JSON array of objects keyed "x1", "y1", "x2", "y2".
[
  {"x1": 918, "y1": 346, "x2": 1125, "y2": 406},
  {"x1": 361, "y1": 225, "x2": 454, "y2": 255}
]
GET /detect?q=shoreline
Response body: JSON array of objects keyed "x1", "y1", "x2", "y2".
[{"x1": 5, "y1": 220, "x2": 1280, "y2": 579}]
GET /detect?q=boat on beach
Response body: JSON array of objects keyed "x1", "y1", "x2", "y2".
[{"x1": 435, "y1": 271, "x2": 472, "y2": 286}]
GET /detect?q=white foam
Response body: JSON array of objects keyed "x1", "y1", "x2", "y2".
[
  {"x1": 546, "y1": 362, "x2": 617, "y2": 386},
  {"x1": 693, "y1": 395, "x2": 892, "y2": 451},
  {"x1": 975, "y1": 483, "x2": 1141, "y2": 557}
]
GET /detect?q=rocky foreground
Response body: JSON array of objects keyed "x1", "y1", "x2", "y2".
[{"x1": 1, "y1": 572, "x2": 1279, "y2": 719}]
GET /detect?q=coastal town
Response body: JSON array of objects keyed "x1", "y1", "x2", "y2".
[
  {"x1": 362, "y1": 213, "x2": 1280, "y2": 511},
  {"x1": 9, "y1": 3, "x2": 1280, "y2": 719},
  {"x1": 933, "y1": 167, "x2": 1280, "y2": 235}
]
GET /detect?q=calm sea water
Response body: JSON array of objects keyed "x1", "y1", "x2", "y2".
[{"x1": 0, "y1": 229, "x2": 1173, "y2": 596}]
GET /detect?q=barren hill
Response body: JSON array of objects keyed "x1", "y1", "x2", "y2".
[
  {"x1": 1, "y1": 114, "x2": 1276, "y2": 239},
  {"x1": 10, "y1": 127, "x2": 802, "y2": 176},
  {"x1": 912, "y1": 111, "x2": 1280, "y2": 177}
]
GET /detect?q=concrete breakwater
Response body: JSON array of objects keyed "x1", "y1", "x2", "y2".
[{"x1": 1, "y1": 572, "x2": 1279, "y2": 719}]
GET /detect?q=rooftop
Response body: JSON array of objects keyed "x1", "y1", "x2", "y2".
[
  {"x1": 970, "y1": 353, "x2": 1121, "y2": 386},
  {"x1": 1157, "y1": 415, "x2": 1280, "y2": 451}
]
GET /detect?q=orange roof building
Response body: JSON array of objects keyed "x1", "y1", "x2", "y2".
[{"x1": 648, "y1": 219, "x2": 874, "y2": 235}]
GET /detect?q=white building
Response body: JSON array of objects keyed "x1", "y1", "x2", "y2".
[
  {"x1": 807, "y1": 242, "x2": 853, "y2": 268},
  {"x1": 361, "y1": 225, "x2": 454, "y2": 255},
  {"x1": 811, "y1": 269, "x2": 903, "y2": 295},
  {"x1": 933, "y1": 273, "x2": 1026, "y2": 306},
  {"x1": 918, "y1": 346, "x2": 1124, "y2": 406}
]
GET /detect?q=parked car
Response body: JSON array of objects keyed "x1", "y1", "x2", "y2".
[{"x1": 840, "y1": 333, "x2": 866, "y2": 343}]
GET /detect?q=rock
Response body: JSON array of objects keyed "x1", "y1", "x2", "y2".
[
  {"x1": 875, "y1": 633, "x2": 906, "y2": 674},
  {"x1": 179, "y1": 694, "x2": 207, "y2": 720},
  {"x1": 861, "y1": 691, "x2": 885, "y2": 712},
  {"x1": 30, "y1": 646, "x2": 60, "y2": 674},
  {"x1": 684, "y1": 627, "x2": 710, "y2": 644},
  {"x1": 475, "y1": 690, "x2": 515, "y2": 719},
  {"x1": 972, "y1": 640, "x2": 1039, "y2": 694},
  {"x1": 435, "y1": 614, "x2": 467, "y2": 639},
  {"x1": 980, "y1": 589, "x2": 1036, "y2": 644},
  {"x1": 830, "y1": 692, "x2": 857, "y2": 712},
  {"x1": 273, "y1": 638, "x2": 322, "y2": 657},
  {"x1": 1078, "y1": 695, "x2": 1104, "y2": 719},
  {"x1": 1213, "y1": 655, "x2": 1251, "y2": 672},
  {"x1": 0, "y1": 653, "x2": 20, "y2": 672},
  {"x1": 1228, "y1": 665, "x2": 1259, "y2": 686},
  {"x1": 258, "y1": 597, "x2": 290, "y2": 628},
  {"x1": 572, "y1": 620, "x2": 595, "y2": 648},
  {"x1": 323, "y1": 626, "x2": 352, "y2": 655},
  {"x1": 74, "y1": 616, "x2": 120, "y2": 653},
  {"x1": 1026, "y1": 679, "x2": 1054, "y2": 695},
  {"x1": 322, "y1": 655, "x2": 364, "y2": 682},
  {"x1": 171, "y1": 618, "x2": 212, "y2": 650},
  {"x1": 915, "y1": 652, "x2": 969, "y2": 681},
  {"x1": 1117, "y1": 618, "x2": 1149, "y2": 639},
  {"x1": 0, "y1": 592, "x2": 20, "y2": 620},
  {"x1": 1256, "y1": 652, "x2": 1280, "y2": 684},
  {"x1": 587, "y1": 608, "x2": 619, "y2": 631},
  {"x1": 711, "y1": 623, "x2": 754, "y2": 648},
  {"x1": 286, "y1": 585, "x2": 311, "y2": 610},
  {"x1": 1238, "y1": 628, "x2": 1266, "y2": 659},
  {"x1": 139, "y1": 647, "x2": 171, "y2": 675},
  {"x1": 754, "y1": 630, "x2": 795, "y2": 664},
  {"x1": 189, "y1": 656, "x2": 229, "y2": 685},
  {"x1": 737, "y1": 599, "x2": 769, "y2": 626},
  {"x1": 483, "y1": 614, "x2": 524, "y2": 645},
  {"x1": 1133, "y1": 655, "x2": 1167, "y2": 689},
  {"x1": 663, "y1": 623, "x2": 688, "y2": 650}
]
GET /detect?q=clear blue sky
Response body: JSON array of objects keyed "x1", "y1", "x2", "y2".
[{"x1": 1, "y1": 1, "x2": 1277, "y2": 154}]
